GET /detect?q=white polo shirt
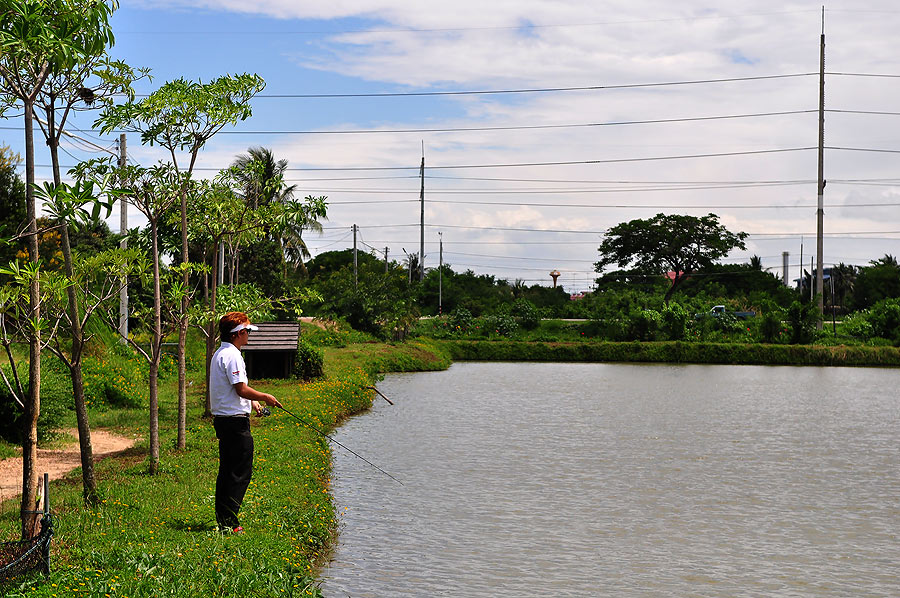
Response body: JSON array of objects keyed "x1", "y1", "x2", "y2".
[{"x1": 210, "y1": 342, "x2": 251, "y2": 416}]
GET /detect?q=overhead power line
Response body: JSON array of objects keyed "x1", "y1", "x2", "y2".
[
  {"x1": 140, "y1": 73, "x2": 817, "y2": 99},
  {"x1": 0, "y1": 109, "x2": 816, "y2": 136},
  {"x1": 174, "y1": 109, "x2": 818, "y2": 135}
]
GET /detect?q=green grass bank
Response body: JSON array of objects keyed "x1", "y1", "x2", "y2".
[{"x1": 441, "y1": 339, "x2": 900, "y2": 367}]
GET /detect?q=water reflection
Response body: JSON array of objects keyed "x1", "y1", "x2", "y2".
[{"x1": 321, "y1": 363, "x2": 899, "y2": 597}]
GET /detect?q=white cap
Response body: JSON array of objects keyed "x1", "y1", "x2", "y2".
[{"x1": 229, "y1": 323, "x2": 259, "y2": 333}]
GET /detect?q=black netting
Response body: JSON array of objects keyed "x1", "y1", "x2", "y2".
[{"x1": 0, "y1": 514, "x2": 53, "y2": 581}]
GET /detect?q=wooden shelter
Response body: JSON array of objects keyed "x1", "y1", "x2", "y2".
[{"x1": 242, "y1": 321, "x2": 301, "y2": 379}]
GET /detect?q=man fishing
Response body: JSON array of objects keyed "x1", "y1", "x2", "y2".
[{"x1": 210, "y1": 311, "x2": 283, "y2": 534}]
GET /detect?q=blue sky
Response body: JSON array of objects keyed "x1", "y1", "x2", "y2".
[{"x1": 4, "y1": 1, "x2": 900, "y2": 291}]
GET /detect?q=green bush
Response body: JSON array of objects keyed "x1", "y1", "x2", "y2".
[
  {"x1": 449, "y1": 308, "x2": 474, "y2": 333},
  {"x1": 627, "y1": 308, "x2": 661, "y2": 341},
  {"x1": 867, "y1": 298, "x2": 900, "y2": 343},
  {"x1": 757, "y1": 310, "x2": 785, "y2": 343},
  {"x1": 842, "y1": 310, "x2": 874, "y2": 339},
  {"x1": 481, "y1": 313, "x2": 519, "y2": 337},
  {"x1": 786, "y1": 300, "x2": 820, "y2": 344},
  {"x1": 293, "y1": 340, "x2": 325, "y2": 381},
  {"x1": 0, "y1": 359, "x2": 71, "y2": 445},
  {"x1": 661, "y1": 303, "x2": 690, "y2": 340},
  {"x1": 511, "y1": 298, "x2": 540, "y2": 330}
]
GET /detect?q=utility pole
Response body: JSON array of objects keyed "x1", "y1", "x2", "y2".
[
  {"x1": 118, "y1": 133, "x2": 128, "y2": 341},
  {"x1": 815, "y1": 9, "x2": 826, "y2": 327},
  {"x1": 810, "y1": 257, "x2": 815, "y2": 302},
  {"x1": 438, "y1": 232, "x2": 443, "y2": 315},
  {"x1": 352, "y1": 224, "x2": 358, "y2": 290},
  {"x1": 384, "y1": 246, "x2": 389, "y2": 274},
  {"x1": 419, "y1": 143, "x2": 425, "y2": 282},
  {"x1": 782, "y1": 251, "x2": 789, "y2": 286}
]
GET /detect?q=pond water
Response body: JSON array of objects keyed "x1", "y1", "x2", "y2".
[{"x1": 320, "y1": 362, "x2": 899, "y2": 597}]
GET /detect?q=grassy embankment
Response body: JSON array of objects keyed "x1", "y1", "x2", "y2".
[
  {"x1": 0, "y1": 338, "x2": 449, "y2": 598},
  {"x1": 441, "y1": 339, "x2": 900, "y2": 366}
]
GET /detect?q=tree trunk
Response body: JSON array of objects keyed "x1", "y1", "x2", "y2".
[
  {"x1": 149, "y1": 220, "x2": 161, "y2": 474},
  {"x1": 204, "y1": 241, "x2": 219, "y2": 417},
  {"x1": 51, "y1": 119, "x2": 98, "y2": 504},
  {"x1": 176, "y1": 186, "x2": 188, "y2": 450},
  {"x1": 60, "y1": 222, "x2": 98, "y2": 503},
  {"x1": 21, "y1": 100, "x2": 40, "y2": 540}
]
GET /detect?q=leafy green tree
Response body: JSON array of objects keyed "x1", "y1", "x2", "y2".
[
  {"x1": 0, "y1": 0, "x2": 119, "y2": 536},
  {"x1": 851, "y1": 255, "x2": 900, "y2": 310},
  {"x1": 679, "y1": 262, "x2": 792, "y2": 306},
  {"x1": 596, "y1": 213, "x2": 748, "y2": 304},
  {"x1": 227, "y1": 148, "x2": 329, "y2": 282},
  {"x1": 35, "y1": 175, "x2": 121, "y2": 503},
  {"x1": 78, "y1": 159, "x2": 187, "y2": 474},
  {"x1": 305, "y1": 256, "x2": 418, "y2": 338},
  {"x1": 831, "y1": 263, "x2": 857, "y2": 313},
  {"x1": 96, "y1": 73, "x2": 265, "y2": 451}
]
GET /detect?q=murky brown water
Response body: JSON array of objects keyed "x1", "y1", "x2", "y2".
[{"x1": 321, "y1": 363, "x2": 899, "y2": 597}]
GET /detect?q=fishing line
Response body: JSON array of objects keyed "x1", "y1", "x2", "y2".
[{"x1": 275, "y1": 405, "x2": 404, "y2": 486}]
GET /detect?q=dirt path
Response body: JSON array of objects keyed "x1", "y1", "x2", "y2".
[{"x1": 0, "y1": 429, "x2": 139, "y2": 501}]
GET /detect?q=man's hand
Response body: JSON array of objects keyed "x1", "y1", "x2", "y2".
[
  {"x1": 262, "y1": 393, "x2": 283, "y2": 409},
  {"x1": 252, "y1": 400, "x2": 264, "y2": 416}
]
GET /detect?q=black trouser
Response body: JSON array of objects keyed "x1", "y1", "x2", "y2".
[{"x1": 213, "y1": 415, "x2": 254, "y2": 529}]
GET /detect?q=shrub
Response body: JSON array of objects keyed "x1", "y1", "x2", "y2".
[
  {"x1": 757, "y1": 310, "x2": 784, "y2": 343},
  {"x1": 842, "y1": 310, "x2": 874, "y2": 339},
  {"x1": 786, "y1": 300, "x2": 819, "y2": 344},
  {"x1": 448, "y1": 308, "x2": 474, "y2": 333},
  {"x1": 0, "y1": 359, "x2": 71, "y2": 445},
  {"x1": 294, "y1": 340, "x2": 325, "y2": 381},
  {"x1": 481, "y1": 313, "x2": 518, "y2": 337},
  {"x1": 627, "y1": 308, "x2": 661, "y2": 341},
  {"x1": 660, "y1": 303, "x2": 690, "y2": 340},
  {"x1": 511, "y1": 298, "x2": 540, "y2": 330},
  {"x1": 867, "y1": 298, "x2": 900, "y2": 342}
]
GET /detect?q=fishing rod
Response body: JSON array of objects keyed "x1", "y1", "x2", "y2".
[
  {"x1": 272, "y1": 404, "x2": 404, "y2": 486},
  {"x1": 366, "y1": 385, "x2": 394, "y2": 405}
]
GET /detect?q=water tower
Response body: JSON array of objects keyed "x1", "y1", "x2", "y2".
[{"x1": 550, "y1": 270, "x2": 560, "y2": 287}]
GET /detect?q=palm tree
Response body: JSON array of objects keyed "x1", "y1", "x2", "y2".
[
  {"x1": 831, "y1": 262, "x2": 857, "y2": 312},
  {"x1": 230, "y1": 147, "x2": 327, "y2": 278},
  {"x1": 231, "y1": 146, "x2": 295, "y2": 208}
]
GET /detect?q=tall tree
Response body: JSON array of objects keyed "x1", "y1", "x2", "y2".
[
  {"x1": 230, "y1": 147, "x2": 327, "y2": 280},
  {"x1": 32, "y1": 0, "x2": 144, "y2": 505},
  {"x1": 76, "y1": 158, "x2": 185, "y2": 475},
  {"x1": 0, "y1": 0, "x2": 117, "y2": 537},
  {"x1": 831, "y1": 262, "x2": 857, "y2": 312},
  {"x1": 96, "y1": 73, "x2": 265, "y2": 451},
  {"x1": 595, "y1": 213, "x2": 748, "y2": 304},
  {"x1": 35, "y1": 176, "x2": 118, "y2": 503},
  {"x1": 851, "y1": 255, "x2": 900, "y2": 310},
  {"x1": 186, "y1": 170, "x2": 265, "y2": 416}
]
